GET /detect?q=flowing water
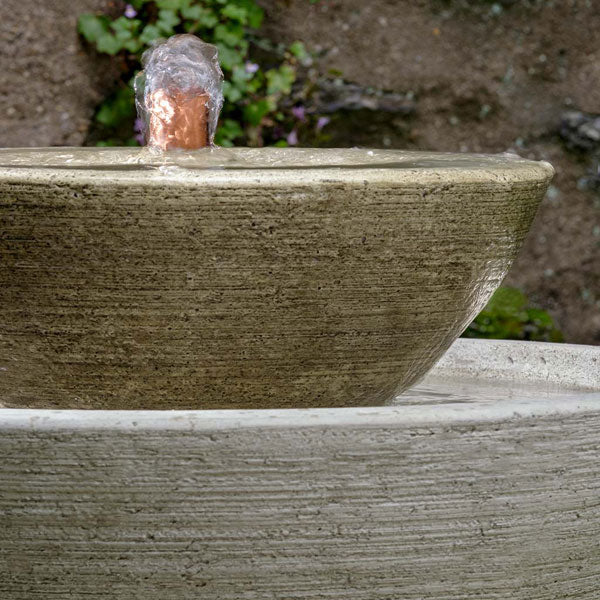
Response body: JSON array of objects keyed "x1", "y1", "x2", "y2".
[{"x1": 0, "y1": 146, "x2": 541, "y2": 173}]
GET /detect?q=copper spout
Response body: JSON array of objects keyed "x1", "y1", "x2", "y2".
[
  {"x1": 147, "y1": 88, "x2": 209, "y2": 150},
  {"x1": 135, "y1": 35, "x2": 223, "y2": 149}
]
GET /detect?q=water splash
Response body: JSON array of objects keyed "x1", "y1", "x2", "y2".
[
  {"x1": 0, "y1": 147, "x2": 552, "y2": 174},
  {"x1": 134, "y1": 35, "x2": 224, "y2": 150}
]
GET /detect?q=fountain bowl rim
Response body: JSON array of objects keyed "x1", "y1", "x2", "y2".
[{"x1": 0, "y1": 147, "x2": 554, "y2": 187}]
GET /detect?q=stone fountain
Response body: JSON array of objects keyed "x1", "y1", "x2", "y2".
[
  {"x1": 1, "y1": 35, "x2": 599, "y2": 599},
  {"x1": 0, "y1": 145, "x2": 552, "y2": 409}
]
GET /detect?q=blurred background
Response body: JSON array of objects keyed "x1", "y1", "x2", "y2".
[{"x1": 1, "y1": 0, "x2": 598, "y2": 344}]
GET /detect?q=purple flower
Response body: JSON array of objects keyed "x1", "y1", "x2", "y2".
[
  {"x1": 134, "y1": 118, "x2": 145, "y2": 145},
  {"x1": 291, "y1": 105, "x2": 306, "y2": 121},
  {"x1": 316, "y1": 116, "x2": 330, "y2": 132},
  {"x1": 245, "y1": 61, "x2": 259, "y2": 74},
  {"x1": 286, "y1": 129, "x2": 298, "y2": 146},
  {"x1": 124, "y1": 4, "x2": 137, "y2": 18}
]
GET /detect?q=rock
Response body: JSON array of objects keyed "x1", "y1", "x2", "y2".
[
  {"x1": 559, "y1": 111, "x2": 600, "y2": 152},
  {"x1": 311, "y1": 78, "x2": 415, "y2": 115},
  {"x1": 559, "y1": 111, "x2": 600, "y2": 191}
]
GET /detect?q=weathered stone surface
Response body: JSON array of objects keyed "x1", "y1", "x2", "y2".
[
  {"x1": 558, "y1": 111, "x2": 600, "y2": 191},
  {"x1": 1, "y1": 339, "x2": 600, "y2": 598},
  {"x1": 311, "y1": 79, "x2": 416, "y2": 115},
  {"x1": 560, "y1": 111, "x2": 600, "y2": 152},
  {"x1": 0, "y1": 147, "x2": 551, "y2": 409}
]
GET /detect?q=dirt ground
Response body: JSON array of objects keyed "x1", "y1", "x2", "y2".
[
  {"x1": 0, "y1": 0, "x2": 119, "y2": 146},
  {"x1": 0, "y1": 0, "x2": 598, "y2": 343}
]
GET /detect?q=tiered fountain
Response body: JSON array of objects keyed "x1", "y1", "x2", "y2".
[{"x1": 1, "y1": 36, "x2": 599, "y2": 599}]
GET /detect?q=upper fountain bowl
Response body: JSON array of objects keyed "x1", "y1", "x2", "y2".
[{"x1": 0, "y1": 147, "x2": 553, "y2": 409}]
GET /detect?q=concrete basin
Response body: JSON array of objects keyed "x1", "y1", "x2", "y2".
[
  {"x1": 0, "y1": 147, "x2": 553, "y2": 408},
  {"x1": 1, "y1": 338, "x2": 599, "y2": 598}
]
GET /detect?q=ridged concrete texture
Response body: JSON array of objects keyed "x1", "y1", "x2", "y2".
[
  {"x1": 1, "y1": 339, "x2": 599, "y2": 599},
  {"x1": 0, "y1": 147, "x2": 553, "y2": 409}
]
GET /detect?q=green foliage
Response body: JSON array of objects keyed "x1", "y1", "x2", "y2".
[
  {"x1": 463, "y1": 287, "x2": 564, "y2": 342},
  {"x1": 214, "y1": 118, "x2": 243, "y2": 146},
  {"x1": 266, "y1": 65, "x2": 295, "y2": 95},
  {"x1": 95, "y1": 86, "x2": 136, "y2": 127},
  {"x1": 288, "y1": 40, "x2": 309, "y2": 61},
  {"x1": 78, "y1": 0, "x2": 322, "y2": 147}
]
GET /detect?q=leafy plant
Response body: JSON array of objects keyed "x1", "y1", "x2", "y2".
[
  {"x1": 463, "y1": 286, "x2": 563, "y2": 342},
  {"x1": 78, "y1": 0, "x2": 327, "y2": 146}
]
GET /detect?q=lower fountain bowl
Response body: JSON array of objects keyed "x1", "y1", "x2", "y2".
[
  {"x1": 1, "y1": 339, "x2": 599, "y2": 598},
  {"x1": 0, "y1": 147, "x2": 553, "y2": 409}
]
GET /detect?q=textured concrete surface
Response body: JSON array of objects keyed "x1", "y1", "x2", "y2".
[
  {"x1": 0, "y1": 147, "x2": 552, "y2": 409},
  {"x1": 430, "y1": 337, "x2": 600, "y2": 390},
  {"x1": 1, "y1": 339, "x2": 600, "y2": 599}
]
